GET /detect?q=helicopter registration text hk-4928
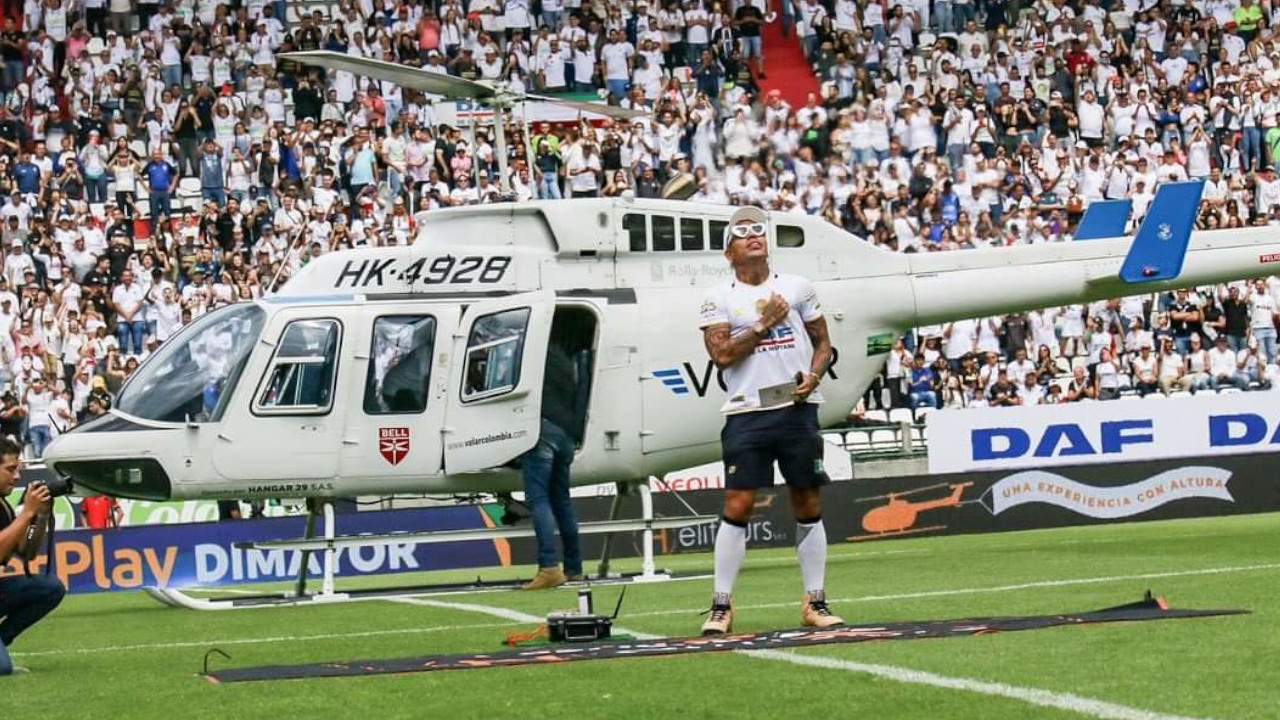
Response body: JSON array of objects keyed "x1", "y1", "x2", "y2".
[{"x1": 40, "y1": 185, "x2": 1280, "y2": 501}]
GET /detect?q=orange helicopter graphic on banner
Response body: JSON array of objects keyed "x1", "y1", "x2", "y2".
[{"x1": 847, "y1": 482, "x2": 974, "y2": 541}]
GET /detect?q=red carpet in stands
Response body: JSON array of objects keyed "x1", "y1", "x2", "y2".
[{"x1": 758, "y1": 20, "x2": 820, "y2": 108}]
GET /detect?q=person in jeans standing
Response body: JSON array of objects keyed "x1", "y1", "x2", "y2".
[{"x1": 520, "y1": 338, "x2": 584, "y2": 590}]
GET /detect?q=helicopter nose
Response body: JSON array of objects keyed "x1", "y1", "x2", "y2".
[{"x1": 43, "y1": 417, "x2": 175, "y2": 501}]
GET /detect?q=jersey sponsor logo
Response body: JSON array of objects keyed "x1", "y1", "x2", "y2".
[
  {"x1": 755, "y1": 324, "x2": 796, "y2": 351},
  {"x1": 379, "y1": 427, "x2": 411, "y2": 466}
]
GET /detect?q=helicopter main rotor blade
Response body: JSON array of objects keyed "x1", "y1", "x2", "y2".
[
  {"x1": 279, "y1": 51, "x2": 497, "y2": 100},
  {"x1": 852, "y1": 482, "x2": 955, "y2": 503},
  {"x1": 523, "y1": 93, "x2": 652, "y2": 120}
]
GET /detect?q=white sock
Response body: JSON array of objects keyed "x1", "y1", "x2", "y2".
[
  {"x1": 713, "y1": 517, "x2": 748, "y2": 599},
  {"x1": 796, "y1": 517, "x2": 826, "y2": 596}
]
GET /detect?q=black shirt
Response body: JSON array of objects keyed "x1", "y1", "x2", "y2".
[
  {"x1": 174, "y1": 110, "x2": 197, "y2": 140},
  {"x1": 293, "y1": 86, "x2": 323, "y2": 122},
  {"x1": 107, "y1": 243, "x2": 132, "y2": 280},
  {"x1": 1, "y1": 32, "x2": 23, "y2": 62},
  {"x1": 196, "y1": 95, "x2": 215, "y2": 130},
  {"x1": 1171, "y1": 301, "x2": 1200, "y2": 337},
  {"x1": 1003, "y1": 315, "x2": 1030, "y2": 353},
  {"x1": 541, "y1": 343, "x2": 578, "y2": 436},
  {"x1": 297, "y1": 26, "x2": 322, "y2": 51},
  {"x1": 1223, "y1": 297, "x2": 1249, "y2": 337},
  {"x1": 0, "y1": 496, "x2": 13, "y2": 562},
  {"x1": 734, "y1": 6, "x2": 764, "y2": 38},
  {"x1": 0, "y1": 406, "x2": 20, "y2": 444},
  {"x1": 82, "y1": 268, "x2": 112, "y2": 288}
]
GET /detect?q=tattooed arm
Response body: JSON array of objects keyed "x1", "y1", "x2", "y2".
[
  {"x1": 703, "y1": 322, "x2": 764, "y2": 370},
  {"x1": 795, "y1": 316, "x2": 833, "y2": 400}
]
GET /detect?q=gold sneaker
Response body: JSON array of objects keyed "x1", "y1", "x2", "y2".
[
  {"x1": 700, "y1": 594, "x2": 734, "y2": 636},
  {"x1": 521, "y1": 567, "x2": 567, "y2": 590},
  {"x1": 801, "y1": 591, "x2": 844, "y2": 629}
]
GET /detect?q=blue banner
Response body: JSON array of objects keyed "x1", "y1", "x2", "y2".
[{"x1": 0, "y1": 506, "x2": 505, "y2": 594}]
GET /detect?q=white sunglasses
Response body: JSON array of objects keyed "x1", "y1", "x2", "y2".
[{"x1": 728, "y1": 222, "x2": 766, "y2": 240}]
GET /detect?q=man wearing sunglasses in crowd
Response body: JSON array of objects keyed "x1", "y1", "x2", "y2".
[{"x1": 696, "y1": 205, "x2": 842, "y2": 636}]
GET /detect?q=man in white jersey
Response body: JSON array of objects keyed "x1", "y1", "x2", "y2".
[{"x1": 697, "y1": 205, "x2": 842, "y2": 635}]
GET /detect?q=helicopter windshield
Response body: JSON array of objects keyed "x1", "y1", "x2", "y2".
[{"x1": 116, "y1": 303, "x2": 266, "y2": 423}]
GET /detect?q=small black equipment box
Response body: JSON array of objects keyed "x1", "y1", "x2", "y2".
[{"x1": 545, "y1": 588, "x2": 626, "y2": 643}]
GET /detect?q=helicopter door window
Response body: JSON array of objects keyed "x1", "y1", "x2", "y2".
[
  {"x1": 652, "y1": 215, "x2": 676, "y2": 252},
  {"x1": 462, "y1": 307, "x2": 531, "y2": 403},
  {"x1": 624, "y1": 213, "x2": 646, "y2": 252},
  {"x1": 255, "y1": 319, "x2": 342, "y2": 415},
  {"x1": 364, "y1": 315, "x2": 436, "y2": 415},
  {"x1": 680, "y1": 217, "x2": 705, "y2": 251},
  {"x1": 709, "y1": 220, "x2": 727, "y2": 251}
]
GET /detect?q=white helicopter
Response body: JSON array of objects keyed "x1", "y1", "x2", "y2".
[
  {"x1": 37, "y1": 177, "x2": 1280, "y2": 608},
  {"x1": 39, "y1": 178, "x2": 1273, "y2": 503}
]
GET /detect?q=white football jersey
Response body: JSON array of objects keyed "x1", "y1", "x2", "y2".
[{"x1": 699, "y1": 272, "x2": 823, "y2": 414}]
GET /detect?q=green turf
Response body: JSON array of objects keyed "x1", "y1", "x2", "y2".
[{"x1": 4, "y1": 513, "x2": 1278, "y2": 720}]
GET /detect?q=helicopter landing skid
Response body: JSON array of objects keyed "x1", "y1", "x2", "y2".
[
  {"x1": 144, "y1": 570, "x2": 710, "y2": 611},
  {"x1": 845, "y1": 525, "x2": 947, "y2": 542}
]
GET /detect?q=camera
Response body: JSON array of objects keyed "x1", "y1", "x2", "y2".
[{"x1": 38, "y1": 476, "x2": 74, "y2": 498}]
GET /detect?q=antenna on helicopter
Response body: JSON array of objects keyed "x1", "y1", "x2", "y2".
[{"x1": 278, "y1": 51, "x2": 650, "y2": 195}]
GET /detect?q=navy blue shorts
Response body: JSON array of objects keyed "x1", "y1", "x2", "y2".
[{"x1": 720, "y1": 404, "x2": 829, "y2": 490}]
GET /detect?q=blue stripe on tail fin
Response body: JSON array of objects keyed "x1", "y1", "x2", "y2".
[
  {"x1": 1118, "y1": 181, "x2": 1204, "y2": 284},
  {"x1": 1074, "y1": 199, "x2": 1132, "y2": 240}
]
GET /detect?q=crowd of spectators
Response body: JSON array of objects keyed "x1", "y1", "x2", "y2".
[
  {"x1": 879, "y1": 277, "x2": 1280, "y2": 411},
  {"x1": 2, "y1": 0, "x2": 1280, "y2": 455}
]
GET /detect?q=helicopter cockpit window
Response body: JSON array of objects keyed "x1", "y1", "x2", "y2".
[
  {"x1": 115, "y1": 303, "x2": 264, "y2": 423},
  {"x1": 462, "y1": 308, "x2": 530, "y2": 403},
  {"x1": 255, "y1": 319, "x2": 342, "y2": 414},
  {"x1": 364, "y1": 315, "x2": 436, "y2": 415}
]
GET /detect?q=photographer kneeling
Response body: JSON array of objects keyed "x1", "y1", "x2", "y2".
[{"x1": 0, "y1": 438, "x2": 65, "y2": 675}]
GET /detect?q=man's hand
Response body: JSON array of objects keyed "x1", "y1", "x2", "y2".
[
  {"x1": 794, "y1": 372, "x2": 819, "y2": 401},
  {"x1": 759, "y1": 292, "x2": 790, "y2": 328},
  {"x1": 22, "y1": 482, "x2": 51, "y2": 518}
]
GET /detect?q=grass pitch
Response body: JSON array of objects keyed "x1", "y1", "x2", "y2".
[{"x1": 4, "y1": 513, "x2": 1278, "y2": 720}]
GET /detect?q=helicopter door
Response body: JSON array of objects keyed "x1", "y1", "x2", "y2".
[
  {"x1": 211, "y1": 308, "x2": 350, "y2": 485},
  {"x1": 443, "y1": 290, "x2": 554, "y2": 473},
  {"x1": 338, "y1": 305, "x2": 460, "y2": 486}
]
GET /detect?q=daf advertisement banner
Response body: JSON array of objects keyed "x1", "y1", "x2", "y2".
[
  {"x1": 0, "y1": 506, "x2": 505, "y2": 594},
  {"x1": 927, "y1": 391, "x2": 1280, "y2": 473}
]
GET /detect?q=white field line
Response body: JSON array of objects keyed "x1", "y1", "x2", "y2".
[
  {"x1": 388, "y1": 598, "x2": 1217, "y2": 720},
  {"x1": 743, "y1": 650, "x2": 1215, "y2": 720},
  {"x1": 10, "y1": 621, "x2": 512, "y2": 658},
  {"x1": 625, "y1": 562, "x2": 1280, "y2": 619}
]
